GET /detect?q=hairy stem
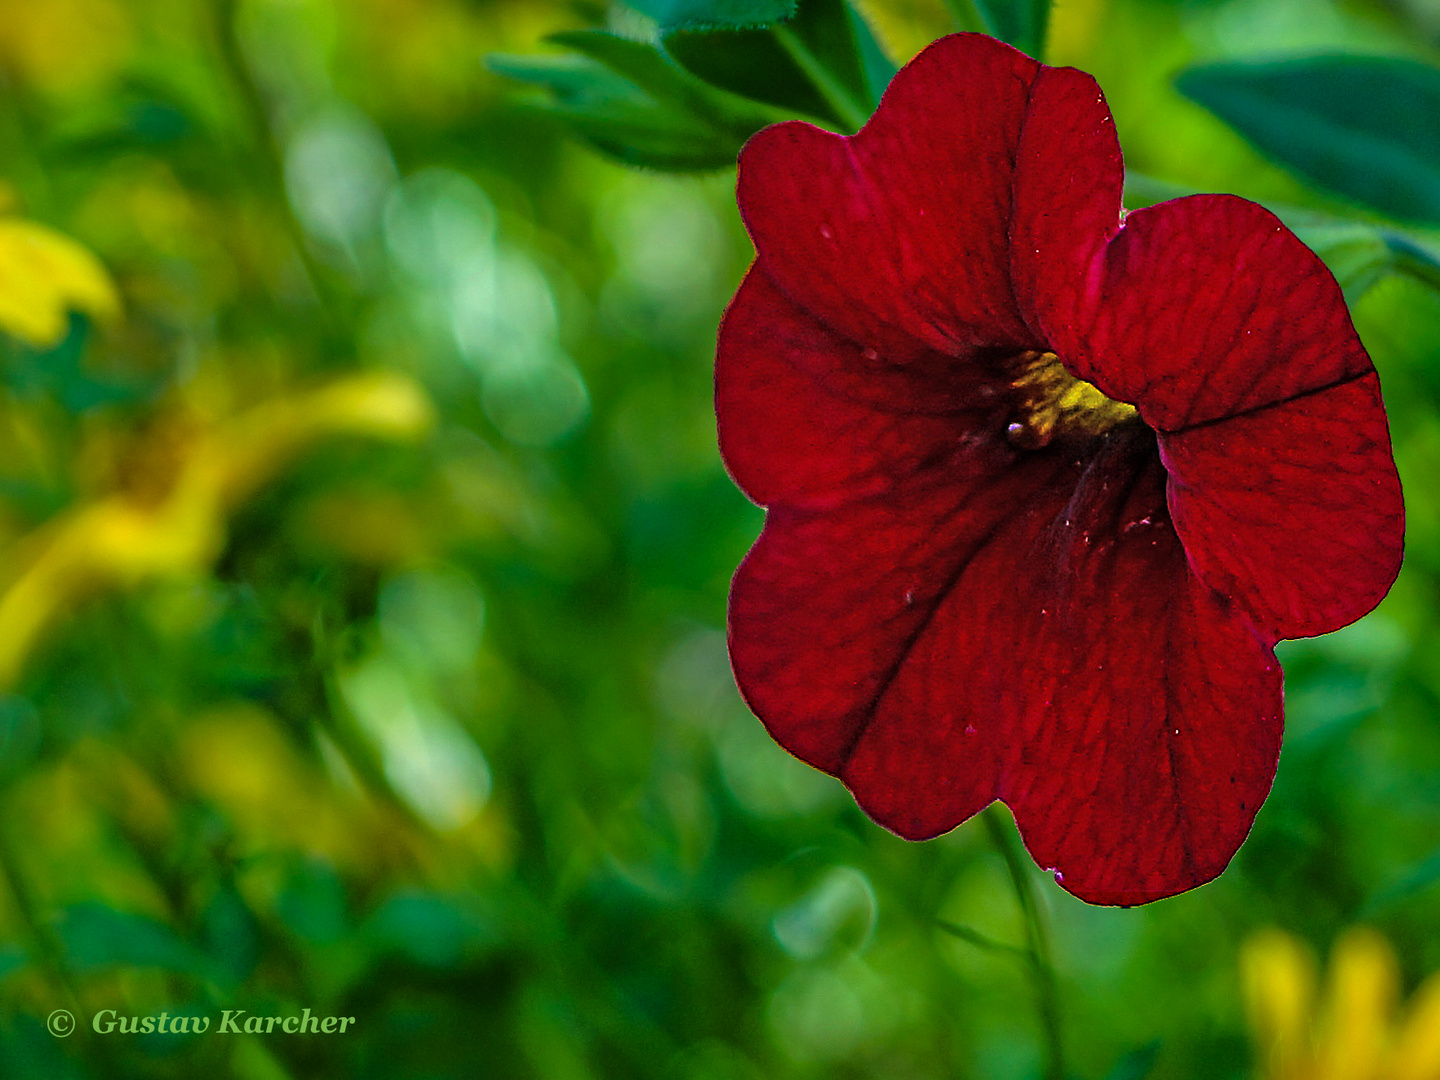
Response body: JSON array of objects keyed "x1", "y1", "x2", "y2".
[{"x1": 983, "y1": 805, "x2": 1065, "y2": 1080}]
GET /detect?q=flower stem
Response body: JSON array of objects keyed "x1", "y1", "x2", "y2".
[
  {"x1": 983, "y1": 805, "x2": 1066, "y2": 1080},
  {"x1": 771, "y1": 24, "x2": 871, "y2": 134}
]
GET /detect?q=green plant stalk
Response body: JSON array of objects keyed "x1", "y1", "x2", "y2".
[
  {"x1": 1032, "y1": 0, "x2": 1053, "y2": 60},
  {"x1": 936, "y1": 917, "x2": 1031, "y2": 960},
  {"x1": 771, "y1": 24, "x2": 871, "y2": 134},
  {"x1": 941, "y1": 0, "x2": 998, "y2": 36},
  {"x1": 209, "y1": 0, "x2": 348, "y2": 340},
  {"x1": 1388, "y1": 236, "x2": 1440, "y2": 294},
  {"x1": 0, "y1": 810, "x2": 115, "y2": 1075},
  {"x1": 983, "y1": 805, "x2": 1065, "y2": 1080}
]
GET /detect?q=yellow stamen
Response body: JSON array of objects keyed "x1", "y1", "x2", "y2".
[{"x1": 1004, "y1": 350, "x2": 1139, "y2": 449}]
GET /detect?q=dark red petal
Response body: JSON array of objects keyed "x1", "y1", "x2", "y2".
[
  {"x1": 735, "y1": 34, "x2": 1042, "y2": 364},
  {"x1": 1008, "y1": 549, "x2": 1282, "y2": 906},
  {"x1": 1159, "y1": 372, "x2": 1404, "y2": 640},
  {"x1": 1054, "y1": 196, "x2": 1374, "y2": 432},
  {"x1": 716, "y1": 267, "x2": 1010, "y2": 510},
  {"x1": 1009, "y1": 64, "x2": 1124, "y2": 341},
  {"x1": 718, "y1": 255, "x2": 1073, "y2": 771},
  {"x1": 728, "y1": 453, "x2": 1070, "y2": 773},
  {"x1": 839, "y1": 430, "x2": 1282, "y2": 905}
]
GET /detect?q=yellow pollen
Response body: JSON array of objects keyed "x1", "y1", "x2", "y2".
[{"x1": 1004, "y1": 350, "x2": 1139, "y2": 449}]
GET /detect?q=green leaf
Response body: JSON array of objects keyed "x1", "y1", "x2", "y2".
[
  {"x1": 276, "y1": 858, "x2": 350, "y2": 945},
  {"x1": 487, "y1": 50, "x2": 757, "y2": 171},
  {"x1": 664, "y1": 26, "x2": 834, "y2": 122},
  {"x1": 0, "y1": 1018, "x2": 86, "y2": 1080},
  {"x1": 0, "y1": 942, "x2": 26, "y2": 982},
  {"x1": 942, "y1": 0, "x2": 1050, "y2": 59},
  {"x1": 848, "y1": 4, "x2": 898, "y2": 107},
  {"x1": 365, "y1": 891, "x2": 502, "y2": 969},
  {"x1": 1104, "y1": 1042, "x2": 1161, "y2": 1080},
  {"x1": 1178, "y1": 56, "x2": 1440, "y2": 226},
  {"x1": 664, "y1": 0, "x2": 893, "y2": 131},
  {"x1": 549, "y1": 29, "x2": 783, "y2": 134},
  {"x1": 1362, "y1": 845, "x2": 1440, "y2": 915},
  {"x1": 626, "y1": 0, "x2": 796, "y2": 31},
  {"x1": 58, "y1": 903, "x2": 211, "y2": 977},
  {"x1": 201, "y1": 885, "x2": 259, "y2": 985}
]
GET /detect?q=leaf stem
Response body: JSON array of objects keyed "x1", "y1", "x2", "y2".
[
  {"x1": 771, "y1": 24, "x2": 870, "y2": 134},
  {"x1": 983, "y1": 805, "x2": 1065, "y2": 1080}
]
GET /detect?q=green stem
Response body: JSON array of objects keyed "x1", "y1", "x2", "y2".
[
  {"x1": 1032, "y1": 0, "x2": 1053, "y2": 61},
  {"x1": 0, "y1": 808, "x2": 111, "y2": 1076},
  {"x1": 983, "y1": 806, "x2": 1065, "y2": 1080},
  {"x1": 941, "y1": 0, "x2": 998, "y2": 35},
  {"x1": 771, "y1": 24, "x2": 870, "y2": 134},
  {"x1": 1387, "y1": 236, "x2": 1440, "y2": 294},
  {"x1": 936, "y1": 918, "x2": 1031, "y2": 960},
  {"x1": 209, "y1": 0, "x2": 347, "y2": 339}
]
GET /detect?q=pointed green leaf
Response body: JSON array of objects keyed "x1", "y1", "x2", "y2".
[
  {"x1": 664, "y1": 0, "x2": 892, "y2": 131},
  {"x1": 549, "y1": 29, "x2": 783, "y2": 136},
  {"x1": 1178, "y1": 56, "x2": 1440, "y2": 225},
  {"x1": 626, "y1": 0, "x2": 796, "y2": 31},
  {"x1": 664, "y1": 26, "x2": 836, "y2": 124},
  {"x1": 487, "y1": 50, "x2": 759, "y2": 171},
  {"x1": 786, "y1": 0, "x2": 877, "y2": 113},
  {"x1": 848, "y1": 3, "x2": 898, "y2": 107},
  {"x1": 58, "y1": 903, "x2": 211, "y2": 977},
  {"x1": 1362, "y1": 845, "x2": 1440, "y2": 915},
  {"x1": 0, "y1": 943, "x2": 25, "y2": 981},
  {"x1": 1104, "y1": 1042, "x2": 1161, "y2": 1080},
  {"x1": 364, "y1": 890, "x2": 502, "y2": 969}
]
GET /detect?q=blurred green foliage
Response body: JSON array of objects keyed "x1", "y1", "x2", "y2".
[{"x1": 0, "y1": 0, "x2": 1436, "y2": 1079}]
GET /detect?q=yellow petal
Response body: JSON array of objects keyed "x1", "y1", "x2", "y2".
[
  {"x1": 1319, "y1": 928, "x2": 1398, "y2": 1080},
  {"x1": 0, "y1": 0, "x2": 133, "y2": 95},
  {"x1": 1391, "y1": 973, "x2": 1440, "y2": 1080},
  {"x1": 0, "y1": 219, "x2": 120, "y2": 347},
  {"x1": 1243, "y1": 928, "x2": 1318, "y2": 1079}
]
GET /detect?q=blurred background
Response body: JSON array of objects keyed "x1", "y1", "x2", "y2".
[{"x1": 0, "y1": 0, "x2": 1436, "y2": 1077}]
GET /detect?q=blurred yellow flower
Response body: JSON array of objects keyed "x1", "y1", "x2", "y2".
[
  {"x1": 0, "y1": 0, "x2": 132, "y2": 94},
  {"x1": 0, "y1": 372, "x2": 434, "y2": 689},
  {"x1": 0, "y1": 218, "x2": 120, "y2": 347},
  {"x1": 1244, "y1": 927, "x2": 1440, "y2": 1080}
]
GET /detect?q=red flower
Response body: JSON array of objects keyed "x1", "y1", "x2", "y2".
[{"x1": 715, "y1": 33, "x2": 1404, "y2": 905}]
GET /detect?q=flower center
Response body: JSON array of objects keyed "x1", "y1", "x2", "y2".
[{"x1": 1003, "y1": 350, "x2": 1139, "y2": 450}]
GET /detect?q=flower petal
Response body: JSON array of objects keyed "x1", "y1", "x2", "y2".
[
  {"x1": 716, "y1": 266, "x2": 1010, "y2": 512},
  {"x1": 1055, "y1": 196, "x2": 1374, "y2": 432},
  {"x1": 718, "y1": 280, "x2": 1071, "y2": 771},
  {"x1": 729, "y1": 452, "x2": 1067, "y2": 773},
  {"x1": 1158, "y1": 372, "x2": 1404, "y2": 639},
  {"x1": 735, "y1": 34, "x2": 1042, "y2": 364},
  {"x1": 839, "y1": 428, "x2": 1282, "y2": 905},
  {"x1": 1009, "y1": 64, "x2": 1124, "y2": 341}
]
